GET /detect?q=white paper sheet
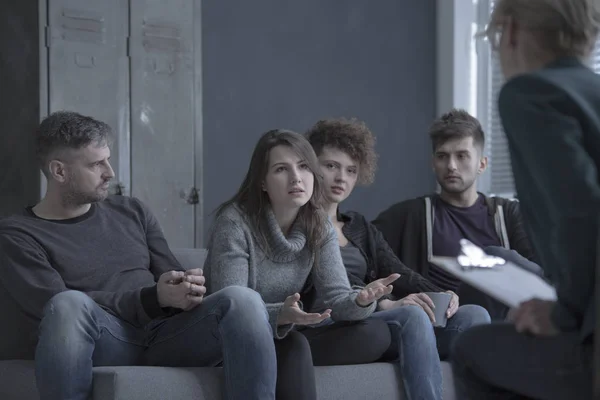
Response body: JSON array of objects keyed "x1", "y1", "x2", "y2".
[{"x1": 430, "y1": 256, "x2": 557, "y2": 309}]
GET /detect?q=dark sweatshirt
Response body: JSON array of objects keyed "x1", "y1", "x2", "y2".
[
  {"x1": 0, "y1": 195, "x2": 182, "y2": 359},
  {"x1": 339, "y1": 211, "x2": 443, "y2": 299}
]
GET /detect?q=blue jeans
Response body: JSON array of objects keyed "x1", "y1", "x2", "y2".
[
  {"x1": 35, "y1": 286, "x2": 277, "y2": 400},
  {"x1": 370, "y1": 304, "x2": 490, "y2": 400}
]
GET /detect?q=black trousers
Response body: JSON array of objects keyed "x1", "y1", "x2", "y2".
[
  {"x1": 458, "y1": 282, "x2": 510, "y2": 320},
  {"x1": 274, "y1": 318, "x2": 391, "y2": 400},
  {"x1": 452, "y1": 323, "x2": 592, "y2": 400}
]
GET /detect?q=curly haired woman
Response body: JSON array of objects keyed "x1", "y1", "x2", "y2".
[{"x1": 304, "y1": 118, "x2": 490, "y2": 400}]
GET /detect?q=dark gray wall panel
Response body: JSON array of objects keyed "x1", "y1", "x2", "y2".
[
  {"x1": 202, "y1": 0, "x2": 437, "y2": 239},
  {"x1": 0, "y1": 2, "x2": 41, "y2": 215}
]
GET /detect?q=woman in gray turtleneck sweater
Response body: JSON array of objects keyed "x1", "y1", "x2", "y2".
[{"x1": 204, "y1": 129, "x2": 399, "y2": 400}]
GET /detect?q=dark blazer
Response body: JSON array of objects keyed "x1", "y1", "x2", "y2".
[{"x1": 498, "y1": 57, "x2": 600, "y2": 342}]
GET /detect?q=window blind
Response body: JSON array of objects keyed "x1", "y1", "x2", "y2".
[{"x1": 487, "y1": 51, "x2": 514, "y2": 196}]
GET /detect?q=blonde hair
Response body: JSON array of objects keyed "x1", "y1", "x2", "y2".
[{"x1": 486, "y1": 0, "x2": 600, "y2": 57}]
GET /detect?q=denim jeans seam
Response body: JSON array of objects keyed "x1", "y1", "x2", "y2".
[
  {"x1": 148, "y1": 296, "x2": 231, "y2": 347},
  {"x1": 98, "y1": 324, "x2": 146, "y2": 347},
  {"x1": 218, "y1": 319, "x2": 234, "y2": 400},
  {"x1": 396, "y1": 326, "x2": 412, "y2": 400},
  {"x1": 90, "y1": 309, "x2": 147, "y2": 346},
  {"x1": 441, "y1": 327, "x2": 464, "y2": 334}
]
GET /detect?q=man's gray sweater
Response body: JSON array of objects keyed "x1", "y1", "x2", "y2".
[
  {"x1": 204, "y1": 204, "x2": 375, "y2": 338},
  {"x1": 0, "y1": 196, "x2": 182, "y2": 359}
]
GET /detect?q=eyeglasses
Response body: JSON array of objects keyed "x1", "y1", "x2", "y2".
[{"x1": 481, "y1": 23, "x2": 504, "y2": 51}]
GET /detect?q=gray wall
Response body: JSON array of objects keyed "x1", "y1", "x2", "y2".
[
  {"x1": 202, "y1": 0, "x2": 437, "y2": 236},
  {"x1": 0, "y1": 3, "x2": 42, "y2": 216},
  {"x1": 0, "y1": 0, "x2": 438, "y2": 244}
]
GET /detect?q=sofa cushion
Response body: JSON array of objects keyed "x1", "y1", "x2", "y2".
[
  {"x1": 93, "y1": 366, "x2": 222, "y2": 400},
  {"x1": 0, "y1": 360, "x2": 38, "y2": 400},
  {"x1": 0, "y1": 360, "x2": 456, "y2": 400},
  {"x1": 316, "y1": 362, "x2": 455, "y2": 400},
  {"x1": 93, "y1": 363, "x2": 408, "y2": 400},
  {"x1": 315, "y1": 363, "x2": 404, "y2": 399},
  {"x1": 442, "y1": 361, "x2": 457, "y2": 400}
]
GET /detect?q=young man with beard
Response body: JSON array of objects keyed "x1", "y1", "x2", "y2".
[
  {"x1": 0, "y1": 111, "x2": 278, "y2": 400},
  {"x1": 373, "y1": 109, "x2": 541, "y2": 320}
]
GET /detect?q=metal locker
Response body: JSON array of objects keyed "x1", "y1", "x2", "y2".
[
  {"x1": 129, "y1": 0, "x2": 199, "y2": 248},
  {"x1": 46, "y1": 0, "x2": 131, "y2": 195}
]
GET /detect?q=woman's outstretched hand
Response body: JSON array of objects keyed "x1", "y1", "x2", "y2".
[
  {"x1": 277, "y1": 293, "x2": 332, "y2": 326},
  {"x1": 356, "y1": 273, "x2": 400, "y2": 307}
]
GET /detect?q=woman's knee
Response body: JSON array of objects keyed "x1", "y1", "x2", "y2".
[
  {"x1": 277, "y1": 331, "x2": 310, "y2": 352},
  {"x1": 212, "y1": 286, "x2": 267, "y2": 317},
  {"x1": 452, "y1": 305, "x2": 491, "y2": 330},
  {"x1": 386, "y1": 305, "x2": 435, "y2": 340},
  {"x1": 392, "y1": 304, "x2": 432, "y2": 325},
  {"x1": 350, "y1": 319, "x2": 392, "y2": 355},
  {"x1": 275, "y1": 331, "x2": 312, "y2": 363},
  {"x1": 216, "y1": 285, "x2": 263, "y2": 305}
]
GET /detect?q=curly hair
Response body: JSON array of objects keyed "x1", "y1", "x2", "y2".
[{"x1": 305, "y1": 118, "x2": 378, "y2": 185}]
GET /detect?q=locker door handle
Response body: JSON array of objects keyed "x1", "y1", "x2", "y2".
[
  {"x1": 114, "y1": 182, "x2": 127, "y2": 196},
  {"x1": 183, "y1": 187, "x2": 199, "y2": 205}
]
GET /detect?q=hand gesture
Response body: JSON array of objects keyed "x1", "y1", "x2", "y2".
[
  {"x1": 277, "y1": 293, "x2": 332, "y2": 326},
  {"x1": 157, "y1": 269, "x2": 206, "y2": 311},
  {"x1": 356, "y1": 273, "x2": 400, "y2": 307},
  {"x1": 508, "y1": 299, "x2": 559, "y2": 336}
]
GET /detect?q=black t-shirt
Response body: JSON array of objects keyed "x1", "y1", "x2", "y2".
[
  {"x1": 429, "y1": 194, "x2": 502, "y2": 290},
  {"x1": 339, "y1": 241, "x2": 368, "y2": 284}
]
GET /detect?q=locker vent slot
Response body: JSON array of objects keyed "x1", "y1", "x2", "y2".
[
  {"x1": 60, "y1": 8, "x2": 105, "y2": 44},
  {"x1": 142, "y1": 21, "x2": 182, "y2": 53}
]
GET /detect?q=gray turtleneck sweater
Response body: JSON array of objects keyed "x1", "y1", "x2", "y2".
[{"x1": 204, "y1": 204, "x2": 375, "y2": 338}]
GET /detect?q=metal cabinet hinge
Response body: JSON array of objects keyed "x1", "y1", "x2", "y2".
[{"x1": 114, "y1": 182, "x2": 127, "y2": 196}]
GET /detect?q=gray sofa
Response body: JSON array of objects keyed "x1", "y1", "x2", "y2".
[{"x1": 0, "y1": 248, "x2": 456, "y2": 400}]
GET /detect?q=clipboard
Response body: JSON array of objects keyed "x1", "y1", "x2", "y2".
[{"x1": 430, "y1": 255, "x2": 557, "y2": 309}]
